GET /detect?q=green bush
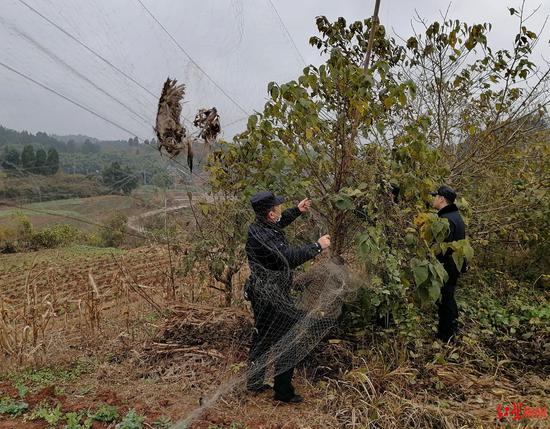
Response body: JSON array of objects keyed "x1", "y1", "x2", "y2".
[
  {"x1": 30, "y1": 224, "x2": 82, "y2": 249},
  {"x1": 0, "y1": 213, "x2": 33, "y2": 252},
  {"x1": 98, "y1": 213, "x2": 128, "y2": 247},
  {"x1": 0, "y1": 225, "x2": 17, "y2": 253}
]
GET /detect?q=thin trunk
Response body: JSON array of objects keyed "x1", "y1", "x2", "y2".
[{"x1": 363, "y1": 0, "x2": 382, "y2": 72}]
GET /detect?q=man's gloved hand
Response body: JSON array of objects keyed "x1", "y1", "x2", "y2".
[{"x1": 317, "y1": 234, "x2": 331, "y2": 250}]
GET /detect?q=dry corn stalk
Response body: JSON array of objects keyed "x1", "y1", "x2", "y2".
[{"x1": 86, "y1": 271, "x2": 102, "y2": 334}]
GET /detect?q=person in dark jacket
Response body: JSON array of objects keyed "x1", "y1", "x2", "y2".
[
  {"x1": 430, "y1": 185, "x2": 466, "y2": 342},
  {"x1": 245, "y1": 191, "x2": 330, "y2": 403}
]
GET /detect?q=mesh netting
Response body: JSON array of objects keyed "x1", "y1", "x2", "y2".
[{"x1": 175, "y1": 246, "x2": 362, "y2": 428}]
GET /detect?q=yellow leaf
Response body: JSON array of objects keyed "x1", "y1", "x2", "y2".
[{"x1": 413, "y1": 213, "x2": 430, "y2": 227}]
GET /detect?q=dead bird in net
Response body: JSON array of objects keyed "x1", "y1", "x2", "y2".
[
  {"x1": 154, "y1": 77, "x2": 190, "y2": 164},
  {"x1": 193, "y1": 107, "x2": 220, "y2": 150}
]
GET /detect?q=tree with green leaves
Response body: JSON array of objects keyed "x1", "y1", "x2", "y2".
[
  {"x1": 101, "y1": 161, "x2": 139, "y2": 194},
  {"x1": 183, "y1": 196, "x2": 250, "y2": 306},
  {"x1": 207, "y1": 7, "x2": 548, "y2": 326},
  {"x1": 1, "y1": 146, "x2": 21, "y2": 174},
  {"x1": 45, "y1": 148, "x2": 59, "y2": 176},
  {"x1": 20, "y1": 145, "x2": 35, "y2": 173},
  {"x1": 81, "y1": 139, "x2": 100, "y2": 154},
  {"x1": 152, "y1": 171, "x2": 172, "y2": 190},
  {"x1": 34, "y1": 148, "x2": 47, "y2": 175}
]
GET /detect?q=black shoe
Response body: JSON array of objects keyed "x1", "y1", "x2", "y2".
[
  {"x1": 437, "y1": 333, "x2": 455, "y2": 343},
  {"x1": 274, "y1": 394, "x2": 303, "y2": 403},
  {"x1": 247, "y1": 384, "x2": 271, "y2": 393}
]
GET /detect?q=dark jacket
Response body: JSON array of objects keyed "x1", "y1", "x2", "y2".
[
  {"x1": 245, "y1": 207, "x2": 321, "y2": 297},
  {"x1": 438, "y1": 204, "x2": 465, "y2": 242},
  {"x1": 437, "y1": 203, "x2": 466, "y2": 270}
]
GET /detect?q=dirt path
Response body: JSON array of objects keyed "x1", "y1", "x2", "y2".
[{"x1": 127, "y1": 194, "x2": 213, "y2": 233}]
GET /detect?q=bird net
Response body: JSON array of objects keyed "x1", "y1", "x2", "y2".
[{"x1": 176, "y1": 257, "x2": 362, "y2": 428}]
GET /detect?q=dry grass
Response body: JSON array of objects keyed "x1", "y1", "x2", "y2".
[
  {"x1": 0, "y1": 245, "x2": 232, "y2": 370},
  {"x1": 310, "y1": 335, "x2": 549, "y2": 428}
]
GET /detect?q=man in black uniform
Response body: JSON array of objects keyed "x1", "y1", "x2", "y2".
[
  {"x1": 245, "y1": 191, "x2": 330, "y2": 403},
  {"x1": 430, "y1": 185, "x2": 466, "y2": 342}
]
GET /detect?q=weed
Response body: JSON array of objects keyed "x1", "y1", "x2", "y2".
[
  {"x1": 30, "y1": 403, "x2": 63, "y2": 426},
  {"x1": 91, "y1": 403, "x2": 119, "y2": 423},
  {"x1": 152, "y1": 415, "x2": 172, "y2": 429},
  {"x1": 54, "y1": 385, "x2": 66, "y2": 396},
  {"x1": 9, "y1": 359, "x2": 96, "y2": 389},
  {"x1": 0, "y1": 396, "x2": 28, "y2": 416},
  {"x1": 14, "y1": 382, "x2": 28, "y2": 398},
  {"x1": 116, "y1": 409, "x2": 144, "y2": 429},
  {"x1": 65, "y1": 411, "x2": 93, "y2": 429}
]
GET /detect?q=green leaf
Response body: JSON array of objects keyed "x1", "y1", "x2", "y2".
[
  {"x1": 405, "y1": 233, "x2": 417, "y2": 246},
  {"x1": 428, "y1": 281, "x2": 441, "y2": 301},
  {"x1": 432, "y1": 262, "x2": 449, "y2": 283},
  {"x1": 452, "y1": 251, "x2": 465, "y2": 273},
  {"x1": 383, "y1": 96, "x2": 396, "y2": 109},
  {"x1": 412, "y1": 263, "x2": 429, "y2": 286},
  {"x1": 462, "y1": 240, "x2": 474, "y2": 260},
  {"x1": 398, "y1": 91, "x2": 407, "y2": 106},
  {"x1": 334, "y1": 195, "x2": 354, "y2": 210},
  {"x1": 247, "y1": 115, "x2": 258, "y2": 130}
]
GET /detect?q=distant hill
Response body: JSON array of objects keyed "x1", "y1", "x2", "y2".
[
  {"x1": 0, "y1": 125, "x2": 66, "y2": 151},
  {"x1": 52, "y1": 134, "x2": 100, "y2": 144},
  {"x1": 0, "y1": 126, "x2": 129, "y2": 149},
  {"x1": 0, "y1": 124, "x2": 203, "y2": 180}
]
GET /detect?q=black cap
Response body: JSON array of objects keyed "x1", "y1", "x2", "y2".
[
  {"x1": 250, "y1": 191, "x2": 285, "y2": 215},
  {"x1": 429, "y1": 185, "x2": 457, "y2": 203}
]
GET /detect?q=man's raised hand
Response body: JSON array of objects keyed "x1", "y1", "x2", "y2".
[
  {"x1": 298, "y1": 198, "x2": 312, "y2": 213},
  {"x1": 318, "y1": 234, "x2": 331, "y2": 250}
]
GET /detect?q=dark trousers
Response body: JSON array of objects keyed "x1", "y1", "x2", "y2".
[
  {"x1": 437, "y1": 262, "x2": 460, "y2": 341},
  {"x1": 246, "y1": 292, "x2": 300, "y2": 400}
]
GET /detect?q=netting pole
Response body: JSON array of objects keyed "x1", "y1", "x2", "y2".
[{"x1": 363, "y1": 0, "x2": 382, "y2": 72}]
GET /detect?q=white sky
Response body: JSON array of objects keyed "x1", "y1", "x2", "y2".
[{"x1": 0, "y1": 0, "x2": 548, "y2": 140}]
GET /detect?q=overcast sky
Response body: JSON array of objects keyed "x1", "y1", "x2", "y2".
[{"x1": 0, "y1": 0, "x2": 549, "y2": 141}]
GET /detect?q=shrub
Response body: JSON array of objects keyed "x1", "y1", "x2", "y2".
[
  {"x1": 99, "y1": 213, "x2": 128, "y2": 247},
  {"x1": 30, "y1": 224, "x2": 82, "y2": 249},
  {"x1": 0, "y1": 225, "x2": 17, "y2": 253}
]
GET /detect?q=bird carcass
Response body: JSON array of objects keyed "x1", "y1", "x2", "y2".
[
  {"x1": 154, "y1": 78, "x2": 190, "y2": 163},
  {"x1": 193, "y1": 107, "x2": 221, "y2": 150}
]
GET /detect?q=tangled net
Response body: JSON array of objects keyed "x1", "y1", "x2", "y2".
[{"x1": 174, "y1": 258, "x2": 362, "y2": 428}]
